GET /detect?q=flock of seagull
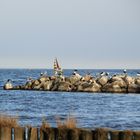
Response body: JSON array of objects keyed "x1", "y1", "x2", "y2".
[{"x1": 98, "y1": 69, "x2": 140, "y2": 77}]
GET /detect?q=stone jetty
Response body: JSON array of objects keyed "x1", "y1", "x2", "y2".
[{"x1": 3, "y1": 71, "x2": 140, "y2": 93}]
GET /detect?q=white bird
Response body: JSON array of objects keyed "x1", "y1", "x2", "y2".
[
  {"x1": 100, "y1": 72, "x2": 109, "y2": 76},
  {"x1": 73, "y1": 70, "x2": 82, "y2": 79},
  {"x1": 123, "y1": 69, "x2": 127, "y2": 74},
  {"x1": 137, "y1": 72, "x2": 140, "y2": 77}
]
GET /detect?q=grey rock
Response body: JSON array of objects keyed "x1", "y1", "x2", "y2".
[
  {"x1": 96, "y1": 76, "x2": 109, "y2": 86},
  {"x1": 128, "y1": 84, "x2": 140, "y2": 93}
]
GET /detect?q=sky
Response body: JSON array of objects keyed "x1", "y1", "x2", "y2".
[{"x1": 0, "y1": 0, "x2": 140, "y2": 69}]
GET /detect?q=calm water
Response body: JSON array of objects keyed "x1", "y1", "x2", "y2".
[{"x1": 0, "y1": 69, "x2": 140, "y2": 130}]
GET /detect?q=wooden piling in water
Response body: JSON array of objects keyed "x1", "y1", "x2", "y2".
[
  {"x1": 79, "y1": 129, "x2": 93, "y2": 140},
  {"x1": 119, "y1": 130, "x2": 133, "y2": 140},
  {"x1": 0, "y1": 127, "x2": 11, "y2": 140},
  {"x1": 110, "y1": 130, "x2": 120, "y2": 140},
  {"x1": 14, "y1": 127, "x2": 25, "y2": 140},
  {"x1": 93, "y1": 128, "x2": 108, "y2": 140},
  {"x1": 67, "y1": 128, "x2": 79, "y2": 140},
  {"x1": 28, "y1": 127, "x2": 38, "y2": 140},
  {"x1": 40, "y1": 127, "x2": 56, "y2": 140},
  {"x1": 2, "y1": 126, "x2": 140, "y2": 140},
  {"x1": 133, "y1": 131, "x2": 140, "y2": 140},
  {"x1": 57, "y1": 128, "x2": 69, "y2": 140}
]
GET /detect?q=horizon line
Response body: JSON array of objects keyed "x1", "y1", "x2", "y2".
[{"x1": 0, "y1": 67, "x2": 140, "y2": 70}]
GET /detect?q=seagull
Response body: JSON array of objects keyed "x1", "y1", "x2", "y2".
[
  {"x1": 7, "y1": 79, "x2": 12, "y2": 82},
  {"x1": 100, "y1": 72, "x2": 109, "y2": 76},
  {"x1": 123, "y1": 69, "x2": 127, "y2": 74},
  {"x1": 100, "y1": 72, "x2": 106, "y2": 76},
  {"x1": 72, "y1": 69, "x2": 78, "y2": 75},
  {"x1": 40, "y1": 72, "x2": 43, "y2": 76},
  {"x1": 137, "y1": 72, "x2": 140, "y2": 77}
]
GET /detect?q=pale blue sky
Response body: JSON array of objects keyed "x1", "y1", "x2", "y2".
[{"x1": 0, "y1": 0, "x2": 140, "y2": 69}]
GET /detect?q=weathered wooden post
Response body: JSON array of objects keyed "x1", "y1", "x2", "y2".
[
  {"x1": 93, "y1": 128, "x2": 108, "y2": 140},
  {"x1": 133, "y1": 131, "x2": 140, "y2": 140},
  {"x1": 14, "y1": 127, "x2": 25, "y2": 140},
  {"x1": 67, "y1": 128, "x2": 79, "y2": 140},
  {"x1": 56, "y1": 127, "x2": 69, "y2": 140},
  {"x1": 28, "y1": 127, "x2": 38, "y2": 140},
  {"x1": 109, "y1": 130, "x2": 120, "y2": 140},
  {"x1": 79, "y1": 129, "x2": 93, "y2": 140},
  {"x1": 0, "y1": 127, "x2": 12, "y2": 140},
  {"x1": 40, "y1": 127, "x2": 56, "y2": 140},
  {"x1": 119, "y1": 130, "x2": 133, "y2": 140}
]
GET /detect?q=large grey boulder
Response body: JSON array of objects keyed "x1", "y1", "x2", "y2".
[
  {"x1": 110, "y1": 75, "x2": 124, "y2": 82},
  {"x1": 57, "y1": 81, "x2": 72, "y2": 92},
  {"x1": 32, "y1": 80, "x2": 40, "y2": 88},
  {"x1": 24, "y1": 80, "x2": 34, "y2": 90},
  {"x1": 128, "y1": 84, "x2": 140, "y2": 93},
  {"x1": 32, "y1": 81, "x2": 45, "y2": 90},
  {"x1": 43, "y1": 80, "x2": 53, "y2": 91},
  {"x1": 135, "y1": 77, "x2": 140, "y2": 86},
  {"x1": 77, "y1": 81, "x2": 101, "y2": 92},
  {"x1": 69, "y1": 75, "x2": 81, "y2": 85},
  {"x1": 124, "y1": 76, "x2": 135, "y2": 85},
  {"x1": 4, "y1": 82, "x2": 13, "y2": 90},
  {"x1": 81, "y1": 74, "x2": 94, "y2": 82},
  {"x1": 102, "y1": 79, "x2": 127, "y2": 93},
  {"x1": 38, "y1": 77, "x2": 49, "y2": 83},
  {"x1": 96, "y1": 76, "x2": 109, "y2": 86}
]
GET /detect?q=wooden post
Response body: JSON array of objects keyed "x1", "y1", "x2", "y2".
[
  {"x1": 40, "y1": 128, "x2": 45, "y2": 140},
  {"x1": 110, "y1": 130, "x2": 120, "y2": 140},
  {"x1": 119, "y1": 130, "x2": 133, "y2": 140},
  {"x1": 67, "y1": 128, "x2": 79, "y2": 140},
  {"x1": 93, "y1": 128, "x2": 108, "y2": 140},
  {"x1": 40, "y1": 127, "x2": 56, "y2": 140},
  {"x1": 14, "y1": 127, "x2": 25, "y2": 140},
  {"x1": 79, "y1": 129, "x2": 93, "y2": 140},
  {"x1": 28, "y1": 127, "x2": 38, "y2": 140},
  {"x1": 0, "y1": 127, "x2": 12, "y2": 140},
  {"x1": 133, "y1": 131, "x2": 140, "y2": 140},
  {"x1": 56, "y1": 128, "x2": 69, "y2": 140}
]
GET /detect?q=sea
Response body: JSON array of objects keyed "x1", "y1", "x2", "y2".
[{"x1": 0, "y1": 69, "x2": 140, "y2": 130}]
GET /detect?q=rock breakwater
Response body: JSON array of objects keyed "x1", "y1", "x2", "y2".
[{"x1": 4, "y1": 72, "x2": 140, "y2": 93}]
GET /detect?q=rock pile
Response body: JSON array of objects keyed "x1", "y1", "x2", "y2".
[{"x1": 4, "y1": 73, "x2": 140, "y2": 93}]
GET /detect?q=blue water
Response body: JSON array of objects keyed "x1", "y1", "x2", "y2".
[{"x1": 0, "y1": 69, "x2": 140, "y2": 130}]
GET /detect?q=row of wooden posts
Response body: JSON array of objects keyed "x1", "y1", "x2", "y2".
[{"x1": 1, "y1": 127, "x2": 140, "y2": 140}]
